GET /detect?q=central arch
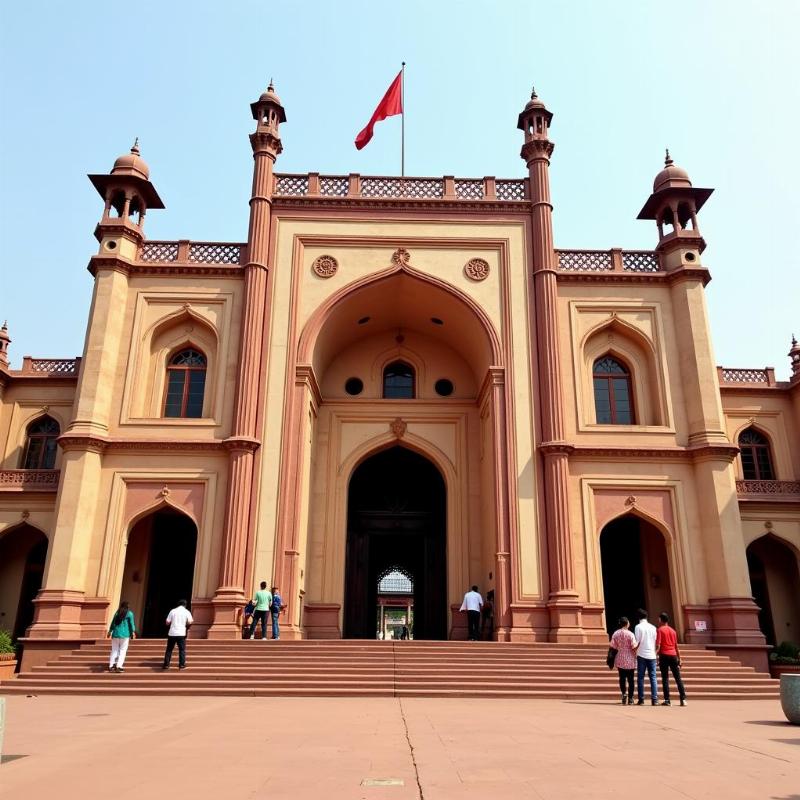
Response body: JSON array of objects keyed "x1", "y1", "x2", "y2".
[{"x1": 344, "y1": 446, "x2": 447, "y2": 639}]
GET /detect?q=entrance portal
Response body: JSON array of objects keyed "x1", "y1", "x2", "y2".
[
  {"x1": 121, "y1": 508, "x2": 197, "y2": 637},
  {"x1": 747, "y1": 535, "x2": 800, "y2": 646},
  {"x1": 600, "y1": 515, "x2": 674, "y2": 636},
  {"x1": 344, "y1": 447, "x2": 446, "y2": 639},
  {"x1": 0, "y1": 524, "x2": 48, "y2": 641}
]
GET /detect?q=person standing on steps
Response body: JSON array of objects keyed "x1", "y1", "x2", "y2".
[
  {"x1": 107, "y1": 600, "x2": 136, "y2": 673},
  {"x1": 460, "y1": 585, "x2": 483, "y2": 641},
  {"x1": 610, "y1": 616, "x2": 637, "y2": 704},
  {"x1": 249, "y1": 581, "x2": 272, "y2": 640},
  {"x1": 162, "y1": 599, "x2": 193, "y2": 670},
  {"x1": 656, "y1": 612, "x2": 687, "y2": 706},
  {"x1": 270, "y1": 585, "x2": 284, "y2": 640},
  {"x1": 634, "y1": 608, "x2": 659, "y2": 705}
]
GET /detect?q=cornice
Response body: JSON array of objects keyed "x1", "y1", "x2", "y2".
[
  {"x1": 222, "y1": 436, "x2": 261, "y2": 453},
  {"x1": 126, "y1": 263, "x2": 245, "y2": 278},
  {"x1": 564, "y1": 443, "x2": 739, "y2": 463},
  {"x1": 271, "y1": 197, "x2": 532, "y2": 214},
  {"x1": 58, "y1": 434, "x2": 238, "y2": 454},
  {"x1": 539, "y1": 441, "x2": 575, "y2": 456}
]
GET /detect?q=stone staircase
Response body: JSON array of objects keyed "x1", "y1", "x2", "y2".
[{"x1": 0, "y1": 640, "x2": 779, "y2": 699}]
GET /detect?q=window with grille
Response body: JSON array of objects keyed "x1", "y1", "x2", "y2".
[
  {"x1": 738, "y1": 428, "x2": 775, "y2": 480},
  {"x1": 383, "y1": 361, "x2": 415, "y2": 399},
  {"x1": 592, "y1": 356, "x2": 635, "y2": 424},
  {"x1": 22, "y1": 415, "x2": 60, "y2": 469},
  {"x1": 164, "y1": 348, "x2": 207, "y2": 418}
]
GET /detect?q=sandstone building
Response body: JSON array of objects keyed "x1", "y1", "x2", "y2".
[{"x1": 1, "y1": 85, "x2": 798, "y2": 671}]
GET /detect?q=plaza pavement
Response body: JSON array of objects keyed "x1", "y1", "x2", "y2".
[{"x1": 0, "y1": 695, "x2": 797, "y2": 799}]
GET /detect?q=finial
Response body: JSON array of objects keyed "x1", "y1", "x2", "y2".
[
  {"x1": 1, "y1": 320, "x2": 7, "y2": 331},
  {"x1": 531, "y1": 85, "x2": 537, "y2": 99},
  {"x1": 792, "y1": 334, "x2": 798, "y2": 346},
  {"x1": 131, "y1": 137, "x2": 140, "y2": 154},
  {"x1": 267, "y1": 77, "x2": 274, "y2": 92},
  {"x1": 665, "y1": 148, "x2": 673, "y2": 166}
]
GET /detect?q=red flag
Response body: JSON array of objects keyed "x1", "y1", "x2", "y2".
[{"x1": 355, "y1": 71, "x2": 403, "y2": 150}]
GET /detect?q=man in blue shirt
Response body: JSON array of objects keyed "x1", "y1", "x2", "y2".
[{"x1": 270, "y1": 585, "x2": 284, "y2": 640}]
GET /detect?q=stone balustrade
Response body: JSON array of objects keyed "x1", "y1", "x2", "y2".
[
  {"x1": 736, "y1": 479, "x2": 800, "y2": 500},
  {"x1": 19, "y1": 357, "x2": 80, "y2": 375},
  {"x1": 718, "y1": 367, "x2": 777, "y2": 386},
  {"x1": 139, "y1": 241, "x2": 246, "y2": 265},
  {"x1": 273, "y1": 173, "x2": 529, "y2": 202},
  {"x1": 555, "y1": 248, "x2": 661, "y2": 273},
  {"x1": 0, "y1": 469, "x2": 60, "y2": 491}
]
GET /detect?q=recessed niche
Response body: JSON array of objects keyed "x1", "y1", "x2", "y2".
[
  {"x1": 434, "y1": 378, "x2": 454, "y2": 397},
  {"x1": 430, "y1": 317, "x2": 444, "y2": 326},
  {"x1": 345, "y1": 377, "x2": 364, "y2": 395},
  {"x1": 357, "y1": 316, "x2": 371, "y2": 325}
]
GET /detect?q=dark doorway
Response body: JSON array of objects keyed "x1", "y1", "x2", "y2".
[
  {"x1": 600, "y1": 515, "x2": 674, "y2": 636},
  {"x1": 747, "y1": 536, "x2": 800, "y2": 646},
  {"x1": 344, "y1": 447, "x2": 446, "y2": 639},
  {"x1": 126, "y1": 509, "x2": 197, "y2": 638},
  {"x1": 0, "y1": 524, "x2": 49, "y2": 641}
]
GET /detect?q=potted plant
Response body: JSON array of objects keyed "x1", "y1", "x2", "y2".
[
  {"x1": 769, "y1": 641, "x2": 800, "y2": 680},
  {"x1": 0, "y1": 629, "x2": 17, "y2": 681}
]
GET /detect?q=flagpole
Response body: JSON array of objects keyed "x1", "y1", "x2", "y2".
[{"x1": 401, "y1": 61, "x2": 406, "y2": 177}]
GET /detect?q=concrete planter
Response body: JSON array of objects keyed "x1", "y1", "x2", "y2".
[
  {"x1": 770, "y1": 663, "x2": 800, "y2": 680},
  {"x1": 780, "y1": 673, "x2": 800, "y2": 724},
  {"x1": 0, "y1": 654, "x2": 17, "y2": 681}
]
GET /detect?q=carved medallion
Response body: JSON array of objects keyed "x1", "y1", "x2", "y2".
[
  {"x1": 624, "y1": 495, "x2": 637, "y2": 507},
  {"x1": 464, "y1": 258, "x2": 490, "y2": 282},
  {"x1": 390, "y1": 417, "x2": 407, "y2": 439},
  {"x1": 160, "y1": 485, "x2": 171, "y2": 498},
  {"x1": 312, "y1": 255, "x2": 338, "y2": 278},
  {"x1": 391, "y1": 248, "x2": 411, "y2": 268}
]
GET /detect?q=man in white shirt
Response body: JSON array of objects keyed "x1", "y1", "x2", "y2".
[
  {"x1": 633, "y1": 608, "x2": 658, "y2": 705},
  {"x1": 460, "y1": 585, "x2": 483, "y2": 641},
  {"x1": 162, "y1": 599, "x2": 194, "y2": 670}
]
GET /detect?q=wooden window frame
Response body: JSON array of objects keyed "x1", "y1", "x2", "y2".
[
  {"x1": 382, "y1": 360, "x2": 416, "y2": 400},
  {"x1": 738, "y1": 428, "x2": 775, "y2": 480},
  {"x1": 592, "y1": 356, "x2": 636, "y2": 425},
  {"x1": 163, "y1": 346, "x2": 208, "y2": 419},
  {"x1": 21, "y1": 415, "x2": 60, "y2": 470}
]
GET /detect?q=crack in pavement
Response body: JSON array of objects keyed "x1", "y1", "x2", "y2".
[{"x1": 398, "y1": 698, "x2": 425, "y2": 800}]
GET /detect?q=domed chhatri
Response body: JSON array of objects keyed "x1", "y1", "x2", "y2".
[
  {"x1": 652, "y1": 149, "x2": 692, "y2": 193},
  {"x1": 111, "y1": 139, "x2": 150, "y2": 181}
]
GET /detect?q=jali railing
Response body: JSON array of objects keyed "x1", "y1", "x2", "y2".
[{"x1": 0, "y1": 469, "x2": 61, "y2": 491}]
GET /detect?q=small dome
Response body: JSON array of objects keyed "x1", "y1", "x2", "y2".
[
  {"x1": 522, "y1": 87, "x2": 547, "y2": 114},
  {"x1": 259, "y1": 80, "x2": 282, "y2": 106},
  {"x1": 653, "y1": 150, "x2": 691, "y2": 192},
  {"x1": 111, "y1": 140, "x2": 150, "y2": 180}
]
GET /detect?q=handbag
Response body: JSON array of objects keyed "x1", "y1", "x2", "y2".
[{"x1": 606, "y1": 646, "x2": 618, "y2": 669}]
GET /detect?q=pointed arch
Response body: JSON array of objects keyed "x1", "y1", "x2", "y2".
[
  {"x1": 298, "y1": 261, "x2": 502, "y2": 379},
  {"x1": 125, "y1": 497, "x2": 199, "y2": 534},
  {"x1": 582, "y1": 316, "x2": 664, "y2": 426},
  {"x1": 20, "y1": 414, "x2": 61, "y2": 469},
  {"x1": 736, "y1": 425, "x2": 776, "y2": 480}
]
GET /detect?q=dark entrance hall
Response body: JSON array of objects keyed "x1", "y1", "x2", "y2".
[{"x1": 344, "y1": 446, "x2": 447, "y2": 640}]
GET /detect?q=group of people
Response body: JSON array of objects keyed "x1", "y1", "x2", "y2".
[
  {"x1": 106, "y1": 582, "x2": 284, "y2": 673},
  {"x1": 610, "y1": 609, "x2": 687, "y2": 706}
]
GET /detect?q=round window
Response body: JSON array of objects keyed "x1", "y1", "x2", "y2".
[
  {"x1": 684, "y1": 251, "x2": 696, "y2": 262},
  {"x1": 345, "y1": 377, "x2": 364, "y2": 396},
  {"x1": 434, "y1": 379, "x2": 454, "y2": 397}
]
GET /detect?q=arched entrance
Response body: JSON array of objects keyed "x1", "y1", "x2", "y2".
[
  {"x1": 120, "y1": 507, "x2": 197, "y2": 638},
  {"x1": 599, "y1": 514, "x2": 674, "y2": 635},
  {"x1": 344, "y1": 446, "x2": 447, "y2": 639},
  {"x1": 0, "y1": 524, "x2": 48, "y2": 640},
  {"x1": 747, "y1": 535, "x2": 800, "y2": 646}
]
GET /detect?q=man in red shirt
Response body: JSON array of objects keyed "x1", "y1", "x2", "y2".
[{"x1": 656, "y1": 612, "x2": 687, "y2": 706}]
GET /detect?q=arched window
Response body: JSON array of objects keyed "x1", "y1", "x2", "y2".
[
  {"x1": 164, "y1": 347, "x2": 207, "y2": 418},
  {"x1": 738, "y1": 428, "x2": 775, "y2": 480},
  {"x1": 383, "y1": 361, "x2": 415, "y2": 399},
  {"x1": 22, "y1": 415, "x2": 60, "y2": 469},
  {"x1": 593, "y1": 356, "x2": 635, "y2": 424}
]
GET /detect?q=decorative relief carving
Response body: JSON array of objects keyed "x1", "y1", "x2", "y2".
[
  {"x1": 624, "y1": 495, "x2": 637, "y2": 507},
  {"x1": 391, "y1": 248, "x2": 411, "y2": 268},
  {"x1": 464, "y1": 258, "x2": 490, "y2": 282},
  {"x1": 312, "y1": 255, "x2": 338, "y2": 278},
  {"x1": 390, "y1": 418, "x2": 407, "y2": 438},
  {"x1": 160, "y1": 485, "x2": 171, "y2": 498},
  {"x1": 21, "y1": 509, "x2": 30, "y2": 519}
]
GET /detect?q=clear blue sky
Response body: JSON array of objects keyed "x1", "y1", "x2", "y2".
[{"x1": 1, "y1": 1, "x2": 797, "y2": 375}]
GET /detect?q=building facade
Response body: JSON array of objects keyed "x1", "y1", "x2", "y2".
[{"x1": 1, "y1": 86, "x2": 798, "y2": 670}]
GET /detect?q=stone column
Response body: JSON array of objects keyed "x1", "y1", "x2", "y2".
[
  {"x1": 208, "y1": 97, "x2": 281, "y2": 638},
  {"x1": 522, "y1": 131, "x2": 583, "y2": 642}
]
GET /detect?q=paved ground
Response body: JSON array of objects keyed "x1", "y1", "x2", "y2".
[{"x1": 0, "y1": 695, "x2": 797, "y2": 799}]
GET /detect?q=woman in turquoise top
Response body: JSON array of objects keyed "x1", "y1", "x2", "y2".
[{"x1": 107, "y1": 601, "x2": 136, "y2": 673}]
